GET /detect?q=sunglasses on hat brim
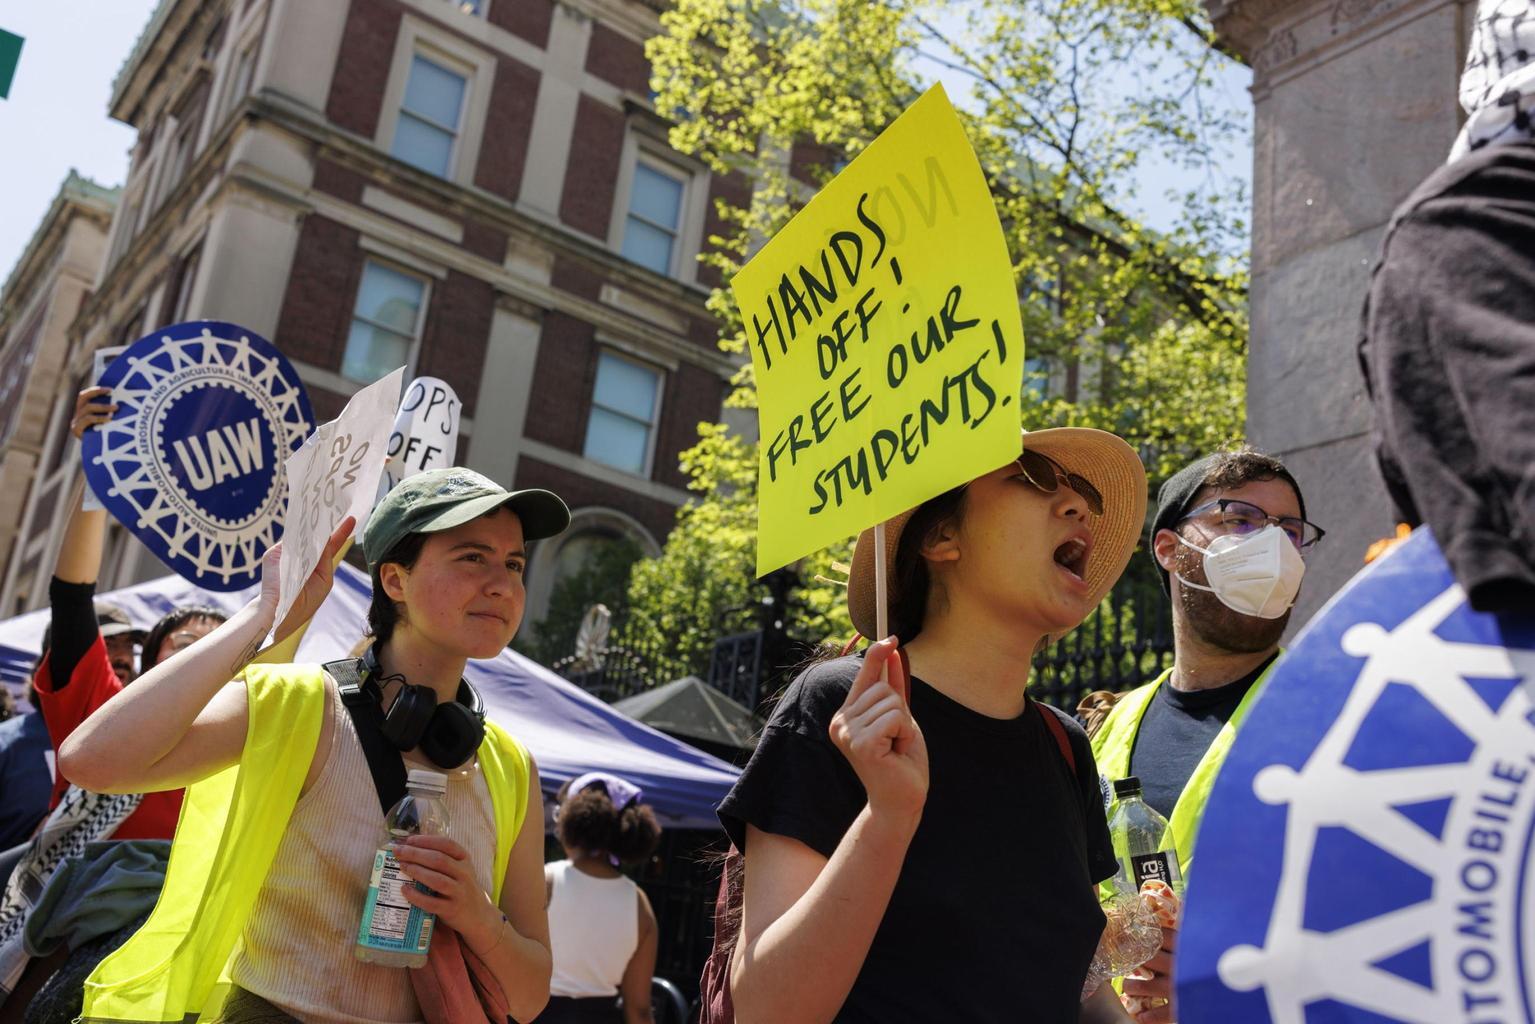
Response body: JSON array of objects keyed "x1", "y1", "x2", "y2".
[{"x1": 1015, "y1": 449, "x2": 1105, "y2": 516}]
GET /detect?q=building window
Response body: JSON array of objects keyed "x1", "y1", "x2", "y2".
[
  {"x1": 620, "y1": 160, "x2": 686, "y2": 276},
  {"x1": 115, "y1": 306, "x2": 147, "y2": 350},
  {"x1": 453, "y1": 0, "x2": 485, "y2": 13},
  {"x1": 217, "y1": 40, "x2": 257, "y2": 126},
  {"x1": 167, "y1": 247, "x2": 202, "y2": 323},
  {"x1": 107, "y1": 194, "x2": 142, "y2": 271},
  {"x1": 342, "y1": 261, "x2": 427, "y2": 384},
  {"x1": 391, "y1": 54, "x2": 467, "y2": 178},
  {"x1": 583, "y1": 351, "x2": 661, "y2": 476},
  {"x1": 157, "y1": 105, "x2": 202, "y2": 211}
]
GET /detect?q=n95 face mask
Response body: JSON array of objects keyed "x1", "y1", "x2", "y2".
[{"x1": 1176, "y1": 525, "x2": 1305, "y2": 619}]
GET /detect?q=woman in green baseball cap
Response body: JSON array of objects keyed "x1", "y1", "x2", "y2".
[{"x1": 60, "y1": 468, "x2": 570, "y2": 1024}]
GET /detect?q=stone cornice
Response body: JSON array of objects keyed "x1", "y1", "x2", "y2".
[
  {"x1": 76, "y1": 91, "x2": 738, "y2": 381},
  {"x1": 563, "y1": 0, "x2": 665, "y2": 46},
  {"x1": 110, "y1": 0, "x2": 213, "y2": 127},
  {"x1": 1204, "y1": 0, "x2": 1305, "y2": 59},
  {"x1": 1, "y1": 178, "x2": 118, "y2": 328},
  {"x1": 246, "y1": 89, "x2": 724, "y2": 320},
  {"x1": 1205, "y1": 0, "x2": 1454, "y2": 89}
]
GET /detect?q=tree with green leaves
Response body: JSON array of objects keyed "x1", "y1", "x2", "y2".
[{"x1": 619, "y1": 0, "x2": 1249, "y2": 687}]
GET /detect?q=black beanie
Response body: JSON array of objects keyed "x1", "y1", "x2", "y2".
[{"x1": 1150, "y1": 452, "x2": 1306, "y2": 595}]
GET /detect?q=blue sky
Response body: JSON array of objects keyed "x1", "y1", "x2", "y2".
[
  {"x1": 0, "y1": 1, "x2": 159, "y2": 287},
  {"x1": 0, "y1": 3, "x2": 1253, "y2": 288}
]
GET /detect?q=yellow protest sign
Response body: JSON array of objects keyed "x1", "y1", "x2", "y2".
[{"x1": 734, "y1": 84, "x2": 1025, "y2": 577}]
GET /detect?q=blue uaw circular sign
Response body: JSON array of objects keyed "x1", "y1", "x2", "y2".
[
  {"x1": 81, "y1": 321, "x2": 315, "y2": 590},
  {"x1": 1178, "y1": 528, "x2": 1535, "y2": 1024}
]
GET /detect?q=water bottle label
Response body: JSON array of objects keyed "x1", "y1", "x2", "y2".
[
  {"x1": 357, "y1": 847, "x2": 435, "y2": 954},
  {"x1": 1129, "y1": 851, "x2": 1182, "y2": 890}
]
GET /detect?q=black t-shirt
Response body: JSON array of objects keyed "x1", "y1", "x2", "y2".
[
  {"x1": 718, "y1": 656, "x2": 1118, "y2": 1023},
  {"x1": 1128, "y1": 655, "x2": 1276, "y2": 821}
]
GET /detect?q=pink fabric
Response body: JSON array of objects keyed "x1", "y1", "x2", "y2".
[{"x1": 409, "y1": 924, "x2": 509, "y2": 1024}]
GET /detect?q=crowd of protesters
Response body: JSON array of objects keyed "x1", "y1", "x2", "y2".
[{"x1": 0, "y1": 2, "x2": 1532, "y2": 1021}]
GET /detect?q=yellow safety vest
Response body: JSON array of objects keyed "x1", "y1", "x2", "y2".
[
  {"x1": 80, "y1": 662, "x2": 531, "y2": 1023},
  {"x1": 1089, "y1": 658, "x2": 1276, "y2": 878}
]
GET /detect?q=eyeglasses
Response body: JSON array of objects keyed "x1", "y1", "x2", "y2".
[
  {"x1": 1014, "y1": 449, "x2": 1105, "y2": 516},
  {"x1": 163, "y1": 630, "x2": 207, "y2": 654},
  {"x1": 1180, "y1": 498, "x2": 1326, "y2": 552}
]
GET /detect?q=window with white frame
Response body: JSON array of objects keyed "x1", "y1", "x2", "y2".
[
  {"x1": 169, "y1": 247, "x2": 202, "y2": 322},
  {"x1": 157, "y1": 110, "x2": 200, "y2": 211},
  {"x1": 620, "y1": 159, "x2": 687, "y2": 276},
  {"x1": 583, "y1": 351, "x2": 662, "y2": 476},
  {"x1": 342, "y1": 261, "x2": 427, "y2": 384},
  {"x1": 218, "y1": 40, "x2": 257, "y2": 125},
  {"x1": 106, "y1": 193, "x2": 143, "y2": 271},
  {"x1": 391, "y1": 53, "x2": 468, "y2": 178}
]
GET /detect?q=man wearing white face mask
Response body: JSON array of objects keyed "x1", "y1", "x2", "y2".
[{"x1": 1086, "y1": 446, "x2": 1322, "y2": 1024}]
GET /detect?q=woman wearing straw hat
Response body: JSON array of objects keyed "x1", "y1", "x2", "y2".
[{"x1": 717, "y1": 428, "x2": 1147, "y2": 1023}]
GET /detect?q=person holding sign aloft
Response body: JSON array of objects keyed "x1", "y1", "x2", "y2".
[
  {"x1": 31, "y1": 385, "x2": 228, "y2": 840},
  {"x1": 716, "y1": 428, "x2": 1147, "y2": 1023},
  {"x1": 59, "y1": 468, "x2": 571, "y2": 1024}
]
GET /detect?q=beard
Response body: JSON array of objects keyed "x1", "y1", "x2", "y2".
[{"x1": 1170, "y1": 540, "x2": 1290, "y2": 653}]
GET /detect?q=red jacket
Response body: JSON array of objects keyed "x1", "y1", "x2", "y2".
[{"x1": 33, "y1": 636, "x2": 184, "y2": 840}]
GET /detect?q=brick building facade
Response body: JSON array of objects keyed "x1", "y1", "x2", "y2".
[{"x1": 0, "y1": 0, "x2": 750, "y2": 637}]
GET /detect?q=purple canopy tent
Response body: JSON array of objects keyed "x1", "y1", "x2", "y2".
[{"x1": 0, "y1": 563, "x2": 737, "y2": 830}]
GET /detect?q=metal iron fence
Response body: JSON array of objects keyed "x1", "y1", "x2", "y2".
[
  {"x1": 1029, "y1": 576, "x2": 1176, "y2": 712},
  {"x1": 636, "y1": 830, "x2": 720, "y2": 1003},
  {"x1": 551, "y1": 628, "x2": 684, "y2": 703},
  {"x1": 558, "y1": 580, "x2": 1175, "y2": 718}
]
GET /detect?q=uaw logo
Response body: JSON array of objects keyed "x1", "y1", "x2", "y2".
[
  {"x1": 1178, "y1": 529, "x2": 1535, "y2": 1024},
  {"x1": 82, "y1": 321, "x2": 314, "y2": 590}
]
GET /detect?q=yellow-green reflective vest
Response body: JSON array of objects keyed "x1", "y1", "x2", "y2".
[
  {"x1": 1089, "y1": 658, "x2": 1276, "y2": 879},
  {"x1": 80, "y1": 663, "x2": 531, "y2": 1023}
]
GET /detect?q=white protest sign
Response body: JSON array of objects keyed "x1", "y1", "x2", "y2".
[
  {"x1": 275, "y1": 367, "x2": 404, "y2": 627},
  {"x1": 81, "y1": 346, "x2": 126, "y2": 513},
  {"x1": 373, "y1": 375, "x2": 460, "y2": 509},
  {"x1": 385, "y1": 377, "x2": 460, "y2": 487}
]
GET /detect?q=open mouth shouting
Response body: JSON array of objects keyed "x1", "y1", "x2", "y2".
[{"x1": 1052, "y1": 532, "x2": 1092, "y2": 587}]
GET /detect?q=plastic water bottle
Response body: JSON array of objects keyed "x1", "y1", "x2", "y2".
[
  {"x1": 356, "y1": 769, "x2": 449, "y2": 967},
  {"x1": 1107, "y1": 777, "x2": 1184, "y2": 895}
]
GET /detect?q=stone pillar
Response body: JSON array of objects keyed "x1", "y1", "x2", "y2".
[
  {"x1": 466, "y1": 302, "x2": 544, "y2": 485},
  {"x1": 1205, "y1": 0, "x2": 1473, "y2": 629}
]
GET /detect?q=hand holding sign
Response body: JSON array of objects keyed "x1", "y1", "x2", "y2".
[
  {"x1": 274, "y1": 367, "x2": 404, "y2": 628},
  {"x1": 79, "y1": 347, "x2": 126, "y2": 512},
  {"x1": 258, "y1": 516, "x2": 356, "y2": 643},
  {"x1": 81, "y1": 322, "x2": 316, "y2": 591},
  {"x1": 71, "y1": 386, "x2": 117, "y2": 440},
  {"x1": 732, "y1": 85, "x2": 1025, "y2": 577}
]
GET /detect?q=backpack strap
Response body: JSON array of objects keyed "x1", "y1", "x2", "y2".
[
  {"x1": 1032, "y1": 698, "x2": 1077, "y2": 776},
  {"x1": 326, "y1": 656, "x2": 407, "y2": 815}
]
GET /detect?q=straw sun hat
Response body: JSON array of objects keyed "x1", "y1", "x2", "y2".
[{"x1": 847, "y1": 427, "x2": 1148, "y2": 643}]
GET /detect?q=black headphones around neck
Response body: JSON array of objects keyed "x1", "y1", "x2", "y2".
[{"x1": 361, "y1": 645, "x2": 486, "y2": 769}]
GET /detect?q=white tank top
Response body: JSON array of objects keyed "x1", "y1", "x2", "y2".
[{"x1": 546, "y1": 859, "x2": 640, "y2": 997}]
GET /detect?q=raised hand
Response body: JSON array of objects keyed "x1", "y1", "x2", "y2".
[
  {"x1": 262, "y1": 516, "x2": 355, "y2": 642},
  {"x1": 71, "y1": 386, "x2": 116, "y2": 439},
  {"x1": 829, "y1": 637, "x2": 928, "y2": 822}
]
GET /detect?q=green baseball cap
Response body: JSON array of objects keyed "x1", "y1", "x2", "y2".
[{"x1": 363, "y1": 468, "x2": 571, "y2": 569}]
